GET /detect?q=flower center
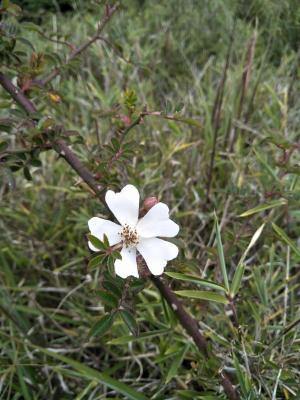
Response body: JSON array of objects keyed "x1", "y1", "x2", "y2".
[{"x1": 120, "y1": 224, "x2": 139, "y2": 248}]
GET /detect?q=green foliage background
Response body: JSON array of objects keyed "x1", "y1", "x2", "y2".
[{"x1": 0, "y1": 0, "x2": 300, "y2": 399}]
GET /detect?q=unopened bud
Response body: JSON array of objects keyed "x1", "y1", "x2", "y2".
[
  {"x1": 143, "y1": 197, "x2": 159, "y2": 212},
  {"x1": 120, "y1": 115, "x2": 131, "y2": 126}
]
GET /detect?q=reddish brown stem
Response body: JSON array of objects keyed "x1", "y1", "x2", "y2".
[
  {"x1": 151, "y1": 276, "x2": 208, "y2": 356},
  {"x1": 41, "y1": 3, "x2": 119, "y2": 86},
  {"x1": 0, "y1": 73, "x2": 36, "y2": 114}
]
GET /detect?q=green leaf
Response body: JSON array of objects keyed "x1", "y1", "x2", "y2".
[
  {"x1": 174, "y1": 290, "x2": 229, "y2": 304},
  {"x1": 120, "y1": 309, "x2": 139, "y2": 336},
  {"x1": 96, "y1": 290, "x2": 118, "y2": 308},
  {"x1": 107, "y1": 255, "x2": 115, "y2": 270},
  {"x1": 17, "y1": 37, "x2": 35, "y2": 51},
  {"x1": 90, "y1": 314, "x2": 114, "y2": 337},
  {"x1": 6, "y1": 4, "x2": 21, "y2": 15},
  {"x1": 178, "y1": 117, "x2": 202, "y2": 128},
  {"x1": 214, "y1": 212, "x2": 229, "y2": 291},
  {"x1": 87, "y1": 234, "x2": 106, "y2": 251},
  {"x1": 43, "y1": 52, "x2": 62, "y2": 66},
  {"x1": 23, "y1": 167, "x2": 32, "y2": 181},
  {"x1": 88, "y1": 254, "x2": 105, "y2": 270},
  {"x1": 0, "y1": 141, "x2": 9, "y2": 152},
  {"x1": 233, "y1": 353, "x2": 252, "y2": 397},
  {"x1": 239, "y1": 223, "x2": 265, "y2": 266},
  {"x1": 103, "y1": 234, "x2": 110, "y2": 248},
  {"x1": 2, "y1": 0, "x2": 10, "y2": 9},
  {"x1": 165, "y1": 272, "x2": 226, "y2": 292},
  {"x1": 21, "y1": 22, "x2": 40, "y2": 32},
  {"x1": 175, "y1": 390, "x2": 209, "y2": 399},
  {"x1": 230, "y1": 223, "x2": 265, "y2": 297},
  {"x1": 253, "y1": 148, "x2": 279, "y2": 182},
  {"x1": 111, "y1": 250, "x2": 122, "y2": 260},
  {"x1": 17, "y1": 366, "x2": 32, "y2": 400},
  {"x1": 165, "y1": 344, "x2": 189, "y2": 383},
  {"x1": 30, "y1": 344, "x2": 149, "y2": 400},
  {"x1": 102, "y1": 280, "x2": 122, "y2": 298},
  {"x1": 240, "y1": 199, "x2": 287, "y2": 217},
  {"x1": 108, "y1": 329, "x2": 171, "y2": 345},
  {"x1": 230, "y1": 264, "x2": 245, "y2": 298},
  {"x1": 272, "y1": 223, "x2": 300, "y2": 258},
  {"x1": 111, "y1": 137, "x2": 120, "y2": 150},
  {"x1": 0, "y1": 122, "x2": 12, "y2": 132},
  {"x1": 29, "y1": 158, "x2": 42, "y2": 167}
]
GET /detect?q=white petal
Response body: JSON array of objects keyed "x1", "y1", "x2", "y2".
[
  {"x1": 88, "y1": 217, "x2": 121, "y2": 251},
  {"x1": 136, "y1": 203, "x2": 179, "y2": 238},
  {"x1": 105, "y1": 184, "x2": 140, "y2": 227},
  {"x1": 137, "y1": 237, "x2": 178, "y2": 276},
  {"x1": 114, "y1": 247, "x2": 139, "y2": 279}
]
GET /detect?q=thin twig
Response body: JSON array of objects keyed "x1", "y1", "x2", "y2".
[
  {"x1": 141, "y1": 110, "x2": 200, "y2": 125},
  {"x1": 118, "y1": 109, "x2": 201, "y2": 144},
  {"x1": 98, "y1": 35, "x2": 132, "y2": 64},
  {"x1": 37, "y1": 30, "x2": 74, "y2": 50},
  {"x1": 0, "y1": 73, "x2": 36, "y2": 114},
  {"x1": 53, "y1": 139, "x2": 105, "y2": 202},
  {"x1": 41, "y1": 3, "x2": 119, "y2": 86}
]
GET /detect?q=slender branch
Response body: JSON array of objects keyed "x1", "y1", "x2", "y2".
[
  {"x1": 37, "y1": 30, "x2": 75, "y2": 50},
  {"x1": 151, "y1": 276, "x2": 208, "y2": 356},
  {"x1": 0, "y1": 73, "x2": 36, "y2": 114},
  {"x1": 118, "y1": 109, "x2": 201, "y2": 143},
  {"x1": 97, "y1": 35, "x2": 132, "y2": 65},
  {"x1": 141, "y1": 110, "x2": 201, "y2": 125},
  {"x1": 41, "y1": 3, "x2": 119, "y2": 86},
  {"x1": 120, "y1": 114, "x2": 144, "y2": 143},
  {"x1": 53, "y1": 139, "x2": 105, "y2": 202},
  {"x1": 0, "y1": 73, "x2": 240, "y2": 400}
]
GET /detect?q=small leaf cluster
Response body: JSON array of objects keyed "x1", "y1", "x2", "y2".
[
  {"x1": 89, "y1": 271, "x2": 142, "y2": 338},
  {"x1": 87, "y1": 234, "x2": 121, "y2": 271},
  {"x1": 123, "y1": 88, "x2": 137, "y2": 114}
]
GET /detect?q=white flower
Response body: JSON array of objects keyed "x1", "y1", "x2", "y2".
[{"x1": 88, "y1": 184, "x2": 179, "y2": 278}]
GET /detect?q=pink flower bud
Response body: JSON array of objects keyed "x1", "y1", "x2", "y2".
[
  {"x1": 143, "y1": 196, "x2": 159, "y2": 211},
  {"x1": 120, "y1": 115, "x2": 131, "y2": 126}
]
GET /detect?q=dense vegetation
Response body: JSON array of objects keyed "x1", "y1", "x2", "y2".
[{"x1": 1, "y1": 0, "x2": 300, "y2": 399}]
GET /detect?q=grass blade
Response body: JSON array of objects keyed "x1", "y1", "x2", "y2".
[
  {"x1": 175, "y1": 290, "x2": 228, "y2": 304},
  {"x1": 108, "y1": 329, "x2": 171, "y2": 345},
  {"x1": 272, "y1": 223, "x2": 300, "y2": 258},
  {"x1": 240, "y1": 199, "x2": 287, "y2": 217},
  {"x1": 230, "y1": 264, "x2": 245, "y2": 298},
  {"x1": 89, "y1": 313, "x2": 114, "y2": 337},
  {"x1": 165, "y1": 344, "x2": 189, "y2": 383},
  {"x1": 31, "y1": 344, "x2": 148, "y2": 400},
  {"x1": 214, "y1": 212, "x2": 229, "y2": 291},
  {"x1": 230, "y1": 223, "x2": 265, "y2": 297},
  {"x1": 165, "y1": 272, "x2": 226, "y2": 292}
]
